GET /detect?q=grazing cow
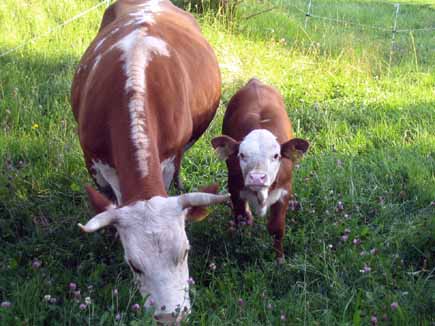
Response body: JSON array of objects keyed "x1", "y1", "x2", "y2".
[
  {"x1": 71, "y1": 0, "x2": 227, "y2": 322},
  {"x1": 211, "y1": 78, "x2": 309, "y2": 263}
]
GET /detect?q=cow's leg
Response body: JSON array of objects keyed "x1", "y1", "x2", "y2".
[
  {"x1": 84, "y1": 157, "x2": 119, "y2": 240},
  {"x1": 267, "y1": 193, "x2": 290, "y2": 263},
  {"x1": 228, "y1": 172, "x2": 253, "y2": 226},
  {"x1": 173, "y1": 152, "x2": 184, "y2": 192},
  {"x1": 161, "y1": 155, "x2": 177, "y2": 192},
  {"x1": 85, "y1": 157, "x2": 118, "y2": 204}
]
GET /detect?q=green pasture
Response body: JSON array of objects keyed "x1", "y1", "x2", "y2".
[{"x1": 0, "y1": 0, "x2": 434, "y2": 324}]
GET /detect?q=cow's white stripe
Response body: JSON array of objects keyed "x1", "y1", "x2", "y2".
[
  {"x1": 127, "y1": 0, "x2": 163, "y2": 25},
  {"x1": 90, "y1": 54, "x2": 102, "y2": 72},
  {"x1": 94, "y1": 27, "x2": 120, "y2": 52},
  {"x1": 136, "y1": 0, "x2": 163, "y2": 12},
  {"x1": 116, "y1": 29, "x2": 170, "y2": 178}
]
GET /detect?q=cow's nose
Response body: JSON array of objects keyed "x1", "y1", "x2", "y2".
[
  {"x1": 155, "y1": 311, "x2": 187, "y2": 325},
  {"x1": 247, "y1": 172, "x2": 267, "y2": 186}
]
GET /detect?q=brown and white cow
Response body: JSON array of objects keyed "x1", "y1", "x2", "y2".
[
  {"x1": 71, "y1": 0, "x2": 228, "y2": 322},
  {"x1": 211, "y1": 78, "x2": 309, "y2": 263}
]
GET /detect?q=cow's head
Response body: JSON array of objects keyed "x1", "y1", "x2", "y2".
[
  {"x1": 79, "y1": 186, "x2": 229, "y2": 323},
  {"x1": 212, "y1": 129, "x2": 309, "y2": 203}
]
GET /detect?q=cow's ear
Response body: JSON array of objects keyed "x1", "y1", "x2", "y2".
[
  {"x1": 85, "y1": 185, "x2": 114, "y2": 214},
  {"x1": 211, "y1": 135, "x2": 240, "y2": 160},
  {"x1": 281, "y1": 138, "x2": 309, "y2": 161}
]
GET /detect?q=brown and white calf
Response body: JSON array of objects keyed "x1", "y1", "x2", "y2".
[
  {"x1": 212, "y1": 78, "x2": 309, "y2": 263},
  {"x1": 71, "y1": 0, "x2": 228, "y2": 322}
]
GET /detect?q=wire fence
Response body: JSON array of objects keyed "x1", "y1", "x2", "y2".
[
  {"x1": 0, "y1": 0, "x2": 111, "y2": 59},
  {"x1": 283, "y1": 1, "x2": 435, "y2": 33},
  {"x1": 250, "y1": 0, "x2": 435, "y2": 72},
  {"x1": 1, "y1": 0, "x2": 434, "y2": 60}
]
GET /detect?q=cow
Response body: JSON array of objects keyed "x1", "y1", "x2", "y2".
[
  {"x1": 211, "y1": 78, "x2": 309, "y2": 263},
  {"x1": 71, "y1": 0, "x2": 228, "y2": 322}
]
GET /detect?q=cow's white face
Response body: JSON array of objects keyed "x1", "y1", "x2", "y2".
[
  {"x1": 79, "y1": 192, "x2": 229, "y2": 323},
  {"x1": 238, "y1": 130, "x2": 282, "y2": 191},
  {"x1": 117, "y1": 198, "x2": 191, "y2": 318}
]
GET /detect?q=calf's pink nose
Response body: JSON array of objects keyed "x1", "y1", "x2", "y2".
[{"x1": 248, "y1": 172, "x2": 267, "y2": 185}]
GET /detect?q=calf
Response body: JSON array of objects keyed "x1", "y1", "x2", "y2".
[
  {"x1": 71, "y1": 0, "x2": 228, "y2": 322},
  {"x1": 212, "y1": 78, "x2": 309, "y2": 263}
]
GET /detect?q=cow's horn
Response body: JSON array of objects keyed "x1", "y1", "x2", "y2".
[
  {"x1": 178, "y1": 192, "x2": 230, "y2": 208},
  {"x1": 78, "y1": 211, "x2": 116, "y2": 233}
]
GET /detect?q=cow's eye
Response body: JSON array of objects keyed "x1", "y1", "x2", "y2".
[
  {"x1": 273, "y1": 153, "x2": 280, "y2": 160},
  {"x1": 239, "y1": 153, "x2": 245, "y2": 160},
  {"x1": 128, "y1": 259, "x2": 142, "y2": 275}
]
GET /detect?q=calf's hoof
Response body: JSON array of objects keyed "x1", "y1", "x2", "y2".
[
  {"x1": 235, "y1": 213, "x2": 253, "y2": 226},
  {"x1": 276, "y1": 256, "x2": 285, "y2": 265},
  {"x1": 227, "y1": 220, "x2": 237, "y2": 233}
]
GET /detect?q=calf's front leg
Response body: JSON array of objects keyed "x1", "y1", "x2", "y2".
[
  {"x1": 228, "y1": 172, "x2": 253, "y2": 226},
  {"x1": 267, "y1": 193, "x2": 291, "y2": 263}
]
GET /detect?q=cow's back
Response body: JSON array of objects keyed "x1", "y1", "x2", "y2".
[
  {"x1": 71, "y1": 0, "x2": 221, "y2": 163},
  {"x1": 222, "y1": 79, "x2": 293, "y2": 144},
  {"x1": 99, "y1": 0, "x2": 200, "y2": 33}
]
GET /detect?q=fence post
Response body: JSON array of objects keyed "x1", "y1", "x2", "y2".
[
  {"x1": 409, "y1": 31, "x2": 419, "y2": 72},
  {"x1": 304, "y1": 0, "x2": 312, "y2": 29},
  {"x1": 388, "y1": 3, "x2": 400, "y2": 74}
]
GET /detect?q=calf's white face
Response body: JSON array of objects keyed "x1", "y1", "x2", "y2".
[
  {"x1": 212, "y1": 129, "x2": 309, "y2": 212},
  {"x1": 79, "y1": 191, "x2": 229, "y2": 322},
  {"x1": 238, "y1": 130, "x2": 282, "y2": 190}
]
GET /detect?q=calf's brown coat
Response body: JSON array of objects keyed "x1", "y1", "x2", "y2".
[{"x1": 212, "y1": 79, "x2": 309, "y2": 260}]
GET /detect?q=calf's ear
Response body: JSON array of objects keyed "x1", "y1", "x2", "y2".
[
  {"x1": 211, "y1": 135, "x2": 240, "y2": 160},
  {"x1": 281, "y1": 138, "x2": 309, "y2": 161}
]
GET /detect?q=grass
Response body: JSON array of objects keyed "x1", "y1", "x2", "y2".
[{"x1": 1, "y1": 0, "x2": 434, "y2": 324}]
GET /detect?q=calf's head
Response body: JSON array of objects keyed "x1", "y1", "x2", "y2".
[
  {"x1": 212, "y1": 129, "x2": 309, "y2": 197},
  {"x1": 79, "y1": 186, "x2": 229, "y2": 323}
]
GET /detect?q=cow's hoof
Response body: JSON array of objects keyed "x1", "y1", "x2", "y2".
[{"x1": 276, "y1": 256, "x2": 285, "y2": 265}]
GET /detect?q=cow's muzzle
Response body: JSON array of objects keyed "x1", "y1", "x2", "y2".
[{"x1": 155, "y1": 310, "x2": 188, "y2": 325}]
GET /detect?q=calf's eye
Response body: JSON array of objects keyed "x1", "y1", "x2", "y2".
[
  {"x1": 239, "y1": 153, "x2": 245, "y2": 160},
  {"x1": 273, "y1": 153, "x2": 280, "y2": 160}
]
